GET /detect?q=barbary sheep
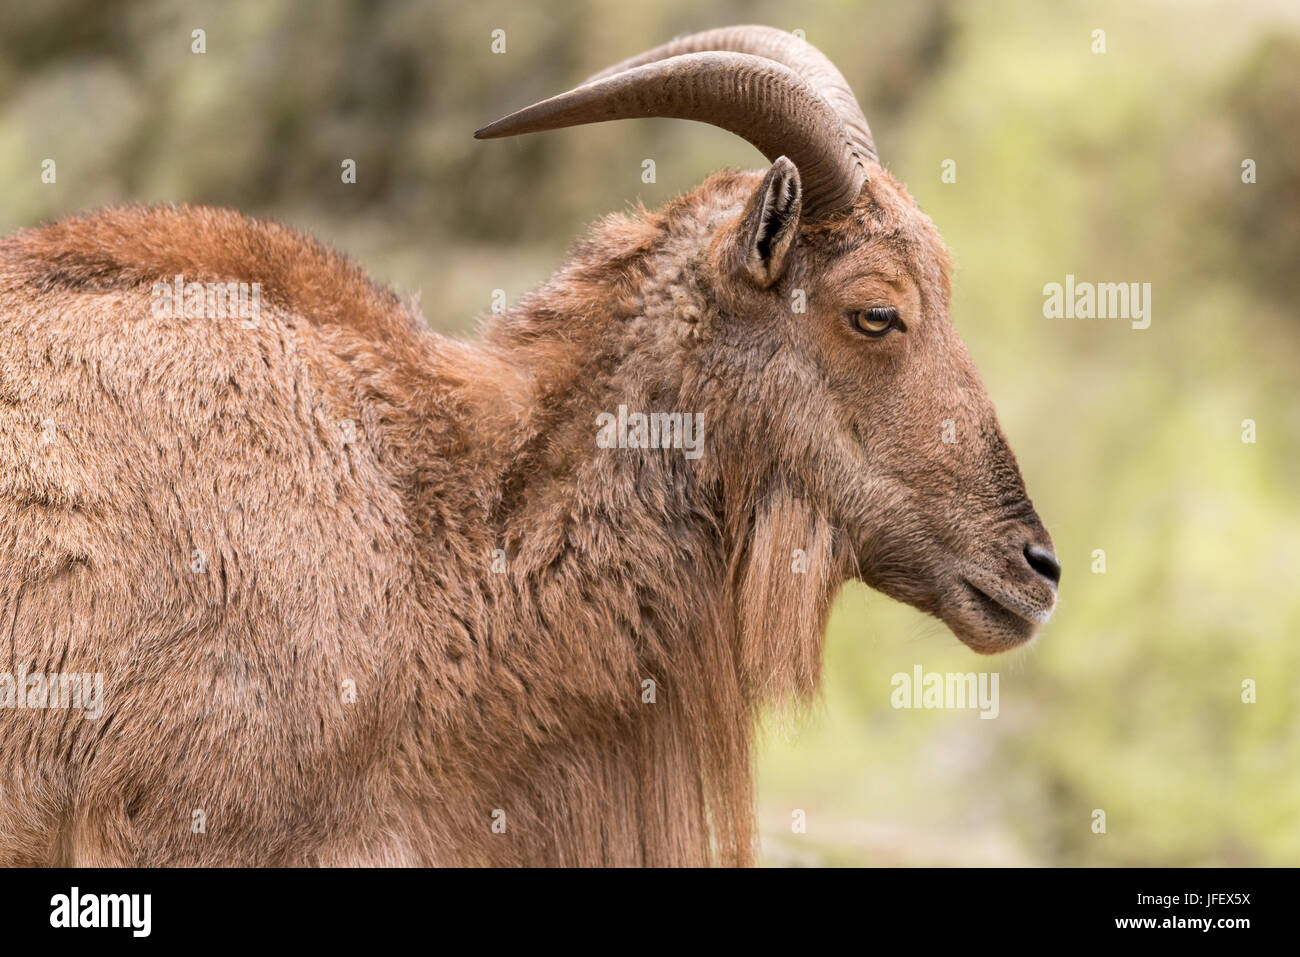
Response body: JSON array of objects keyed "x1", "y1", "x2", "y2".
[{"x1": 0, "y1": 26, "x2": 1058, "y2": 866}]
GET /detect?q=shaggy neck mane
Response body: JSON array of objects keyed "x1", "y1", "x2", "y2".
[{"x1": 406, "y1": 174, "x2": 848, "y2": 865}]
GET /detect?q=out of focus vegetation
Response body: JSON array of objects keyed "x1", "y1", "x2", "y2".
[{"x1": 3, "y1": 0, "x2": 1296, "y2": 865}]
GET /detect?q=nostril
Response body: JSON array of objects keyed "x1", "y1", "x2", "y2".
[{"x1": 1024, "y1": 544, "x2": 1061, "y2": 586}]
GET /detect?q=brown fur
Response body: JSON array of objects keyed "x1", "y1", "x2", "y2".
[{"x1": 0, "y1": 163, "x2": 1054, "y2": 866}]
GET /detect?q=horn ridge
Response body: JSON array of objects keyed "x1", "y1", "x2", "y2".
[
  {"x1": 581, "y1": 25, "x2": 876, "y2": 168},
  {"x1": 475, "y1": 47, "x2": 867, "y2": 219}
]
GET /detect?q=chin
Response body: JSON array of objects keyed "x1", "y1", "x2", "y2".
[
  {"x1": 940, "y1": 578, "x2": 1055, "y2": 654},
  {"x1": 947, "y1": 616, "x2": 1043, "y2": 655}
]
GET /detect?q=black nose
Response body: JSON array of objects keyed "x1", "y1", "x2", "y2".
[{"x1": 1023, "y1": 544, "x2": 1061, "y2": 586}]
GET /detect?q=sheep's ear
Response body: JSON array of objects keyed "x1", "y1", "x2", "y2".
[{"x1": 737, "y1": 156, "x2": 802, "y2": 289}]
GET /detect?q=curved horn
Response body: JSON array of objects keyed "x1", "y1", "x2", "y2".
[
  {"x1": 474, "y1": 47, "x2": 868, "y2": 220},
  {"x1": 582, "y1": 26, "x2": 876, "y2": 172}
]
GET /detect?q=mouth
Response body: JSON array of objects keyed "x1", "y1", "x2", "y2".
[
  {"x1": 943, "y1": 574, "x2": 1056, "y2": 655},
  {"x1": 962, "y1": 577, "x2": 1054, "y2": 626},
  {"x1": 851, "y1": 539, "x2": 1059, "y2": 655}
]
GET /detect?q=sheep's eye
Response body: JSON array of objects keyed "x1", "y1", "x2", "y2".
[{"x1": 848, "y1": 306, "x2": 902, "y2": 338}]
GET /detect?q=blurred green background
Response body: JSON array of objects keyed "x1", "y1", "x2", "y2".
[{"x1": 3, "y1": 0, "x2": 1296, "y2": 865}]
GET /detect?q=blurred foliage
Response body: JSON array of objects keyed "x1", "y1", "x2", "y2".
[
  {"x1": 1211, "y1": 31, "x2": 1300, "y2": 307},
  {"x1": 2, "y1": 0, "x2": 1297, "y2": 865}
]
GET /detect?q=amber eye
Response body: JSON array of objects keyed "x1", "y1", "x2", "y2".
[{"x1": 848, "y1": 306, "x2": 902, "y2": 338}]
